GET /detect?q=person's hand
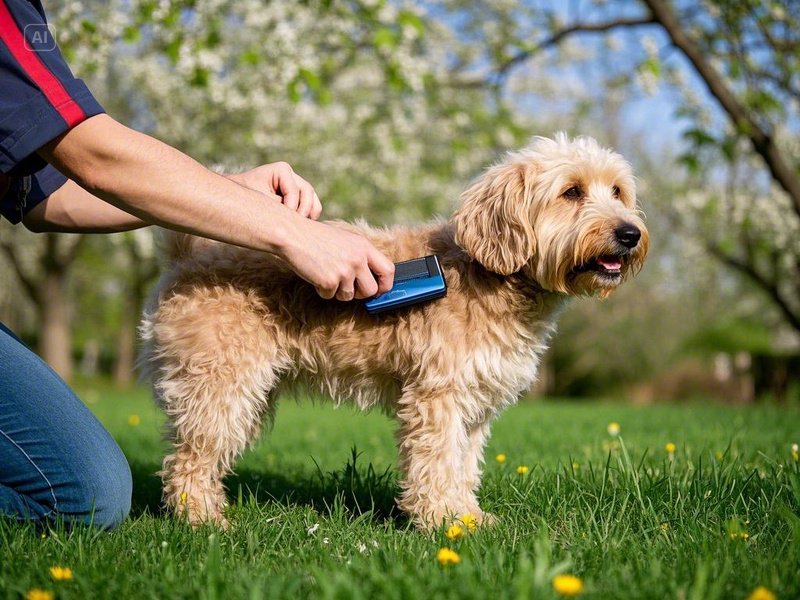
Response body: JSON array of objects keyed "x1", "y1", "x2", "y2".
[
  {"x1": 227, "y1": 162, "x2": 322, "y2": 219},
  {"x1": 280, "y1": 216, "x2": 395, "y2": 301}
]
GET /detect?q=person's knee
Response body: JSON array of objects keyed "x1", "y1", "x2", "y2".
[
  {"x1": 69, "y1": 445, "x2": 132, "y2": 529},
  {"x1": 92, "y1": 462, "x2": 132, "y2": 529},
  {"x1": 90, "y1": 448, "x2": 132, "y2": 529}
]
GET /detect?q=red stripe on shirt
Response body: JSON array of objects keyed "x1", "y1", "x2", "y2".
[{"x1": 0, "y1": 1, "x2": 85, "y2": 126}]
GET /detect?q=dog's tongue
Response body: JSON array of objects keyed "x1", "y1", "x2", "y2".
[{"x1": 597, "y1": 256, "x2": 622, "y2": 271}]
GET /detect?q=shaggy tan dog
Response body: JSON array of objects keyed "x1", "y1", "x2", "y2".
[{"x1": 139, "y1": 133, "x2": 649, "y2": 529}]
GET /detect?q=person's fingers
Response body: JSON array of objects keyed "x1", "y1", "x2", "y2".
[
  {"x1": 334, "y1": 263, "x2": 357, "y2": 300},
  {"x1": 353, "y1": 263, "x2": 379, "y2": 299},
  {"x1": 335, "y1": 284, "x2": 356, "y2": 301},
  {"x1": 294, "y1": 175, "x2": 315, "y2": 218},
  {"x1": 315, "y1": 280, "x2": 338, "y2": 300},
  {"x1": 310, "y1": 192, "x2": 323, "y2": 220},
  {"x1": 277, "y1": 164, "x2": 301, "y2": 211},
  {"x1": 367, "y1": 247, "x2": 395, "y2": 294}
]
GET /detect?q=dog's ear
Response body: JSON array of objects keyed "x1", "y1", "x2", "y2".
[{"x1": 452, "y1": 161, "x2": 535, "y2": 275}]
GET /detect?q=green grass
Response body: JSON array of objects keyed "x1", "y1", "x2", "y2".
[{"x1": 2, "y1": 383, "x2": 799, "y2": 599}]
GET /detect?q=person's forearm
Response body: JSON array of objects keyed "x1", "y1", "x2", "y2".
[
  {"x1": 37, "y1": 114, "x2": 300, "y2": 254},
  {"x1": 23, "y1": 179, "x2": 148, "y2": 233}
]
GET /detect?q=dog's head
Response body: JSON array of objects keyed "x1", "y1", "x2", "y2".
[{"x1": 452, "y1": 133, "x2": 649, "y2": 297}]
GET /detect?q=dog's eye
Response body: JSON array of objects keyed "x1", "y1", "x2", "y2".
[
  {"x1": 563, "y1": 186, "x2": 582, "y2": 200},
  {"x1": 612, "y1": 186, "x2": 621, "y2": 198}
]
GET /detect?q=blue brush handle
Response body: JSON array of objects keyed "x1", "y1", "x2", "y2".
[{"x1": 364, "y1": 255, "x2": 447, "y2": 314}]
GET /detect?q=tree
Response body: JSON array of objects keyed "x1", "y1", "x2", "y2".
[
  {"x1": 113, "y1": 232, "x2": 159, "y2": 386},
  {"x1": 0, "y1": 231, "x2": 84, "y2": 379}
]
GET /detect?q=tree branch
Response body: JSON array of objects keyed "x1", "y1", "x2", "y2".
[
  {"x1": 750, "y1": 67, "x2": 800, "y2": 102},
  {"x1": 62, "y1": 234, "x2": 86, "y2": 266},
  {"x1": 448, "y1": 15, "x2": 658, "y2": 88},
  {"x1": 0, "y1": 240, "x2": 42, "y2": 307},
  {"x1": 706, "y1": 242, "x2": 800, "y2": 332},
  {"x1": 642, "y1": 0, "x2": 800, "y2": 219},
  {"x1": 497, "y1": 15, "x2": 659, "y2": 76}
]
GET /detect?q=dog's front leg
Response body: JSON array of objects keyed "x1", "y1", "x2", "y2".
[
  {"x1": 395, "y1": 390, "x2": 474, "y2": 530},
  {"x1": 461, "y1": 419, "x2": 496, "y2": 525}
]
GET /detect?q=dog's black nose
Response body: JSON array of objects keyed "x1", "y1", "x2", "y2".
[{"x1": 615, "y1": 224, "x2": 641, "y2": 248}]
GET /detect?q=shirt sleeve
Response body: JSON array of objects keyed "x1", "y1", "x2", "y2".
[
  {"x1": 0, "y1": 0, "x2": 105, "y2": 178},
  {"x1": 0, "y1": 162, "x2": 67, "y2": 223}
]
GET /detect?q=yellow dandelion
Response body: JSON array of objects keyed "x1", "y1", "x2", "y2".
[
  {"x1": 746, "y1": 586, "x2": 776, "y2": 600},
  {"x1": 715, "y1": 451, "x2": 724, "y2": 461},
  {"x1": 607, "y1": 422, "x2": 620, "y2": 437},
  {"x1": 459, "y1": 513, "x2": 478, "y2": 532},
  {"x1": 446, "y1": 524, "x2": 464, "y2": 540},
  {"x1": 495, "y1": 453, "x2": 507, "y2": 463},
  {"x1": 26, "y1": 589, "x2": 54, "y2": 600},
  {"x1": 659, "y1": 522, "x2": 670, "y2": 533},
  {"x1": 127, "y1": 414, "x2": 141, "y2": 427},
  {"x1": 792, "y1": 443, "x2": 798, "y2": 461},
  {"x1": 436, "y1": 547, "x2": 461, "y2": 566},
  {"x1": 180, "y1": 491, "x2": 188, "y2": 504},
  {"x1": 729, "y1": 531, "x2": 749, "y2": 541},
  {"x1": 602, "y1": 440, "x2": 620, "y2": 452},
  {"x1": 665, "y1": 442, "x2": 676, "y2": 454},
  {"x1": 516, "y1": 465, "x2": 529, "y2": 475},
  {"x1": 552, "y1": 574, "x2": 584, "y2": 596},
  {"x1": 49, "y1": 566, "x2": 73, "y2": 581},
  {"x1": 572, "y1": 462, "x2": 580, "y2": 471}
]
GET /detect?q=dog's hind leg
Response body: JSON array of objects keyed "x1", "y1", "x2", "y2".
[{"x1": 147, "y1": 287, "x2": 285, "y2": 527}]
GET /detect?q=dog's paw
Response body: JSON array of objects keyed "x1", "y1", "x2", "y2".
[
  {"x1": 168, "y1": 491, "x2": 229, "y2": 530},
  {"x1": 185, "y1": 507, "x2": 229, "y2": 531},
  {"x1": 456, "y1": 510, "x2": 497, "y2": 530},
  {"x1": 475, "y1": 511, "x2": 498, "y2": 527},
  {"x1": 411, "y1": 508, "x2": 498, "y2": 533}
]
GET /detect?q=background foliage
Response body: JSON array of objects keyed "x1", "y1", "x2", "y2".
[{"x1": 0, "y1": 0, "x2": 798, "y2": 400}]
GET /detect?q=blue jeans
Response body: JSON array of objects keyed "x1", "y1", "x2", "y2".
[{"x1": 0, "y1": 322, "x2": 131, "y2": 529}]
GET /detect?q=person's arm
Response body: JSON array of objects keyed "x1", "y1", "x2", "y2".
[
  {"x1": 22, "y1": 179, "x2": 147, "y2": 233},
  {"x1": 37, "y1": 114, "x2": 394, "y2": 300},
  {"x1": 22, "y1": 162, "x2": 324, "y2": 233},
  {"x1": 227, "y1": 162, "x2": 322, "y2": 220}
]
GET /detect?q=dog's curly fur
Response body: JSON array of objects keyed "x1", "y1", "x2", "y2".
[{"x1": 139, "y1": 133, "x2": 649, "y2": 529}]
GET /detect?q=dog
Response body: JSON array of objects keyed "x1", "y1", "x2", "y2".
[{"x1": 139, "y1": 133, "x2": 649, "y2": 530}]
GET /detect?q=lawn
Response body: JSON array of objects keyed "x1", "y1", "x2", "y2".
[{"x1": 1, "y1": 383, "x2": 799, "y2": 600}]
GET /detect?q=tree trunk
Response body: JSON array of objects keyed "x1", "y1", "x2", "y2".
[
  {"x1": 113, "y1": 300, "x2": 135, "y2": 387},
  {"x1": 39, "y1": 267, "x2": 72, "y2": 381},
  {"x1": 114, "y1": 233, "x2": 158, "y2": 386}
]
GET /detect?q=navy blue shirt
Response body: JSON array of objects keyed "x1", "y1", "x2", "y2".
[{"x1": 0, "y1": 0, "x2": 104, "y2": 223}]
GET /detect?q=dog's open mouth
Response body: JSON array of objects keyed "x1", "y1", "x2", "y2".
[{"x1": 574, "y1": 254, "x2": 624, "y2": 277}]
